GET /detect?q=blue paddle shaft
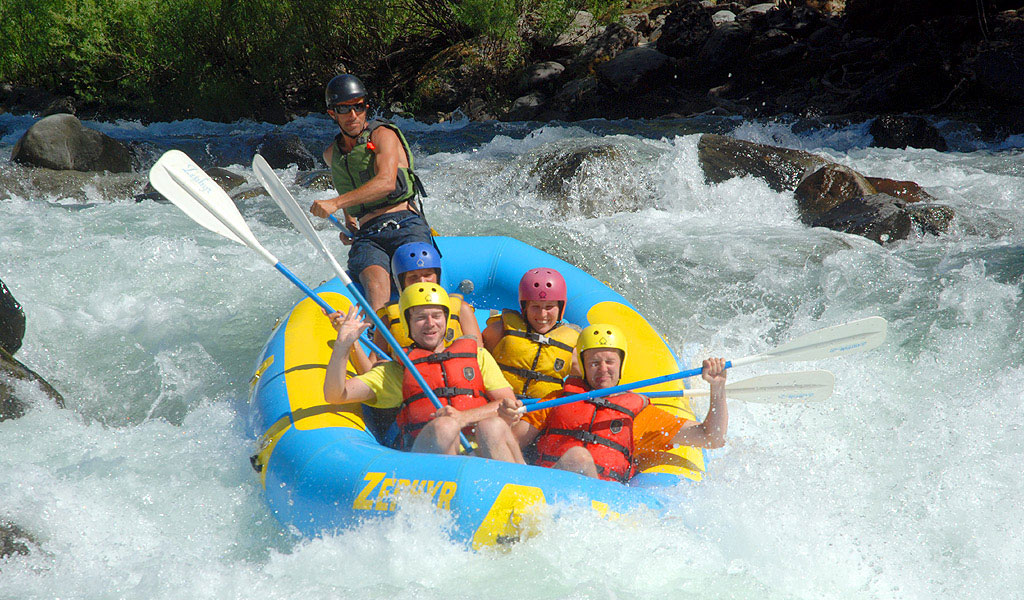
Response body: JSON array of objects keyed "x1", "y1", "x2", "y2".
[
  {"x1": 342, "y1": 280, "x2": 473, "y2": 450},
  {"x1": 524, "y1": 360, "x2": 733, "y2": 412},
  {"x1": 272, "y1": 263, "x2": 389, "y2": 358}
]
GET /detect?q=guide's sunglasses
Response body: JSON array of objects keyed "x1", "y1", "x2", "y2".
[{"x1": 330, "y1": 101, "x2": 368, "y2": 115}]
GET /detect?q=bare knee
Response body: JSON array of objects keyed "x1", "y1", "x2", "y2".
[
  {"x1": 412, "y1": 416, "x2": 461, "y2": 454},
  {"x1": 554, "y1": 446, "x2": 598, "y2": 478},
  {"x1": 475, "y1": 416, "x2": 512, "y2": 443}
]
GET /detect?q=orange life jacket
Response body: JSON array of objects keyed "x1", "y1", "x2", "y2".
[
  {"x1": 395, "y1": 337, "x2": 487, "y2": 449},
  {"x1": 535, "y1": 377, "x2": 647, "y2": 483}
]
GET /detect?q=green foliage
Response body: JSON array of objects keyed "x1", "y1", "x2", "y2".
[{"x1": 0, "y1": 0, "x2": 624, "y2": 120}]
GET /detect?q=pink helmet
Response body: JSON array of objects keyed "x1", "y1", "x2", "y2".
[{"x1": 518, "y1": 268, "x2": 567, "y2": 320}]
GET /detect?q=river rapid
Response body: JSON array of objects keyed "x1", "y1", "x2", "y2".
[{"x1": 1, "y1": 112, "x2": 1022, "y2": 599}]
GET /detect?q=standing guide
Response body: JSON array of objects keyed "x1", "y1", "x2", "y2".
[{"x1": 310, "y1": 74, "x2": 433, "y2": 313}]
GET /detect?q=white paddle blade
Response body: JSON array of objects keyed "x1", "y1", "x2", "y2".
[
  {"x1": 252, "y1": 155, "x2": 352, "y2": 285},
  {"x1": 150, "y1": 151, "x2": 276, "y2": 263},
  {"x1": 724, "y1": 370, "x2": 834, "y2": 403},
  {"x1": 763, "y1": 316, "x2": 888, "y2": 363}
]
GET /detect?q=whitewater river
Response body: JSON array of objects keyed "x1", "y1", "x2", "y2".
[{"x1": 1, "y1": 112, "x2": 1022, "y2": 599}]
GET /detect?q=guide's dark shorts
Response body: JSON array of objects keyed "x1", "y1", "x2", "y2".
[{"x1": 346, "y1": 210, "x2": 433, "y2": 279}]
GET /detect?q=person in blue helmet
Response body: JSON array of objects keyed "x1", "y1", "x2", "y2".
[
  {"x1": 310, "y1": 74, "x2": 433, "y2": 313},
  {"x1": 372, "y1": 241, "x2": 481, "y2": 360}
]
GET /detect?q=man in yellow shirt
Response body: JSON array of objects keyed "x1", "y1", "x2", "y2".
[{"x1": 324, "y1": 283, "x2": 524, "y2": 463}]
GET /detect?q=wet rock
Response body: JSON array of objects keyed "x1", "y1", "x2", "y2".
[
  {"x1": 1, "y1": 347, "x2": 66, "y2": 421},
  {"x1": 0, "y1": 279, "x2": 25, "y2": 355},
  {"x1": 795, "y1": 163, "x2": 876, "y2": 220},
  {"x1": 869, "y1": 115, "x2": 947, "y2": 151},
  {"x1": 1, "y1": 520, "x2": 33, "y2": 558},
  {"x1": 254, "y1": 133, "x2": 316, "y2": 170},
  {"x1": 0, "y1": 162, "x2": 145, "y2": 202},
  {"x1": 595, "y1": 47, "x2": 672, "y2": 92},
  {"x1": 697, "y1": 133, "x2": 828, "y2": 191},
  {"x1": 865, "y1": 177, "x2": 937, "y2": 203},
  {"x1": 809, "y1": 193, "x2": 953, "y2": 244},
  {"x1": 529, "y1": 143, "x2": 649, "y2": 217},
  {"x1": 296, "y1": 169, "x2": 333, "y2": 190},
  {"x1": 11, "y1": 114, "x2": 133, "y2": 172}
]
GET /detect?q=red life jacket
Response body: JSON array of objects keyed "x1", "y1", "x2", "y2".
[
  {"x1": 535, "y1": 377, "x2": 647, "y2": 483},
  {"x1": 395, "y1": 337, "x2": 487, "y2": 449}
]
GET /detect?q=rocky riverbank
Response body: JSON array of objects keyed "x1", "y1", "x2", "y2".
[{"x1": 2, "y1": 1, "x2": 1022, "y2": 134}]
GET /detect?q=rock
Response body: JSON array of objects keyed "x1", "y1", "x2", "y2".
[
  {"x1": 521, "y1": 62, "x2": 565, "y2": 93},
  {"x1": 296, "y1": 169, "x2": 333, "y2": 190},
  {"x1": 508, "y1": 92, "x2": 546, "y2": 121},
  {"x1": 695, "y1": 21, "x2": 753, "y2": 76},
  {"x1": 576, "y1": 23, "x2": 642, "y2": 70},
  {"x1": 255, "y1": 133, "x2": 316, "y2": 169},
  {"x1": 138, "y1": 165, "x2": 245, "y2": 202},
  {"x1": 738, "y1": 3, "x2": 777, "y2": 19},
  {"x1": 865, "y1": 177, "x2": 937, "y2": 203},
  {"x1": 966, "y1": 42, "x2": 1024, "y2": 105},
  {"x1": 460, "y1": 97, "x2": 497, "y2": 121},
  {"x1": 1, "y1": 520, "x2": 33, "y2": 558},
  {"x1": 11, "y1": 114, "x2": 133, "y2": 172},
  {"x1": 656, "y1": 1, "x2": 715, "y2": 58},
  {"x1": 551, "y1": 76, "x2": 600, "y2": 112},
  {"x1": 809, "y1": 193, "x2": 953, "y2": 244},
  {"x1": 1, "y1": 347, "x2": 65, "y2": 421},
  {"x1": 794, "y1": 163, "x2": 876, "y2": 221},
  {"x1": 697, "y1": 133, "x2": 828, "y2": 191},
  {"x1": 41, "y1": 96, "x2": 76, "y2": 117},
  {"x1": 869, "y1": 115, "x2": 947, "y2": 151},
  {"x1": 0, "y1": 162, "x2": 145, "y2": 203},
  {"x1": 554, "y1": 11, "x2": 603, "y2": 48},
  {"x1": 712, "y1": 10, "x2": 737, "y2": 25},
  {"x1": 0, "y1": 279, "x2": 25, "y2": 355},
  {"x1": 595, "y1": 47, "x2": 672, "y2": 92},
  {"x1": 528, "y1": 143, "x2": 649, "y2": 217}
]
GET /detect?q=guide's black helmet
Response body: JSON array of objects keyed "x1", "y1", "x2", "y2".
[{"x1": 325, "y1": 74, "x2": 368, "y2": 108}]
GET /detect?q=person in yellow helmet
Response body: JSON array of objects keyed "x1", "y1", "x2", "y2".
[
  {"x1": 324, "y1": 283, "x2": 523, "y2": 461},
  {"x1": 504, "y1": 324, "x2": 728, "y2": 482}
]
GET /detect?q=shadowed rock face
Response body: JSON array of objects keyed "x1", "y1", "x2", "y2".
[
  {"x1": 11, "y1": 113, "x2": 133, "y2": 172},
  {"x1": 1, "y1": 347, "x2": 66, "y2": 421},
  {"x1": 697, "y1": 133, "x2": 954, "y2": 244},
  {"x1": 0, "y1": 279, "x2": 25, "y2": 355},
  {"x1": 528, "y1": 143, "x2": 653, "y2": 217}
]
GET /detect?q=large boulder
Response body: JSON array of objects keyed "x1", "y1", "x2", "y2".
[
  {"x1": 794, "y1": 163, "x2": 876, "y2": 220},
  {"x1": 655, "y1": 0, "x2": 716, "y2": 58},
  {"x1": 0, "y1": 278, "x2": 25, "y2": 355},
  {"x1": 809, "y1": 193, "x2": 954, "y2": 244},
  {"x1": 869, "y1": 115, "x2": 948, "y2": 151},
  {"x1": 697, "y1": 133, "x2": 828, "y2": 191},
  {"x1": 254, "y1": 133, "x2": 316, "y2": 170},
  {"x1": 11, "y1": 114, "x2": 133, "y2": 172},
  {"x1": 865, "y1": 177, "x2": 937, "y2": 203},
  {"x1": 528, "y1": 143, "x2": 650, "y2": 217},
  {"x1": 595, "y1": 47, "x2": 672, "y2": 93},
  {"x1": 1, "y1": 347, "x2": 66, "y2": 421},
  {"x1": 1, "y1": 163, "x2": 145, "y2": 203}
]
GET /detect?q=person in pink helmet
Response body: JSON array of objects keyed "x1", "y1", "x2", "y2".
[{"x1": 481, "y1": 268, "x2": 581, "y2": 400}]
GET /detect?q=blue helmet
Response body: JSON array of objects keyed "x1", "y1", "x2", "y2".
[{"x1": 391, "y1": 242, "x2": 442, "y2": 288}]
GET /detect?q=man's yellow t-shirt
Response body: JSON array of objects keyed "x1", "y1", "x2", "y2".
[{"x1": 355, "y1": 347, "x2": 509, "y2": 409}]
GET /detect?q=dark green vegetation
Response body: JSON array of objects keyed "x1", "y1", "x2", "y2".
[{"x1": 0, "y1": 0, "x2": 623, "y2": 122}]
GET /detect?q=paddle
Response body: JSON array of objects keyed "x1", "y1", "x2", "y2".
[
  {"x1": 251, "y1": 154, "x2": 471, "y2": 450},
  {"x1": 642, "y1": 370, "x2": 835, "y2": 404},
  {"x1": 523, "y1": 316, "x2": 886, "y2": 413}
]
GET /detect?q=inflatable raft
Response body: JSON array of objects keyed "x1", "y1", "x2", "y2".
[{"x1": 247, "y1": 236, "x2": 706, "y2": 547}]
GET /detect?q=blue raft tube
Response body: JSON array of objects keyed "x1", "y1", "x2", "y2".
[{"x1": 247, "y1": 236, "x2": 706, "y2": 548}]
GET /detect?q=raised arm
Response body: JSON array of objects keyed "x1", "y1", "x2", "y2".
[
  {"x1": 670, "y1": 357, "x2": 728, "y2": 449},
  {"x1": 323, "y1": 306, "x2": 376, "y2": 405}
]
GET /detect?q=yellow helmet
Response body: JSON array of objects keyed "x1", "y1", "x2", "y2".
[
  {"x1": 398, "y1": 282, "x2": 451, "y2": 334},
  {"x1": 577, "y1": 323, "x2": 627, "y2": 379}
]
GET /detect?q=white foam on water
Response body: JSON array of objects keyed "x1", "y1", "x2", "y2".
[{"x1": 2, "y1": 116, "x2": 1023, "y2": 599}]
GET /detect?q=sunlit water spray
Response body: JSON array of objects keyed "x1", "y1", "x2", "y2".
[{"x1": 1, "y1": 113, "x2": 1022, "y2": 599}]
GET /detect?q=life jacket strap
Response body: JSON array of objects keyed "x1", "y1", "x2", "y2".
[
  {"x1": 587, "y1": 397, "x2": 638, "y2": 419},
  {"x1": 499, "y1": 364, "x2": 564, "y2": 385},
  {"x1": 411, "y1": 351, "x2": 477, "y2": 365},
  {"x1": 405, "y1": 386, "x2": 478, "y2": 404},
  {"x1": 544, "y1": 428, "x2": 632, "y2": 459},
  {"x1": 504, "y1": 328, "x2": 574, "y2": 352}
]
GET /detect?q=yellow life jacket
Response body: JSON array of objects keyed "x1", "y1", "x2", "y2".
[
  {"x1": 488, "y1": 309, "x2": 579, "y2": 399},
  {"x1": 376, "y1": 294, "x2": 465, "y2": 358}
]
